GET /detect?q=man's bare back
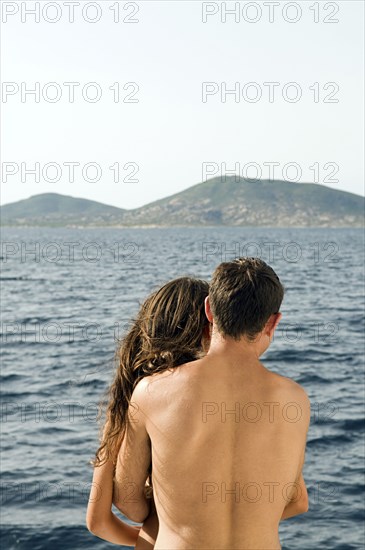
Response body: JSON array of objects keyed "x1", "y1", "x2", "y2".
[{"x1": 135, "y1": 347, "x2": 310, "y2": 550}]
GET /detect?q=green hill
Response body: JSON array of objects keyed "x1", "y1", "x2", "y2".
[
  {"x1": 1, "y1": 179, "x2": 364, "y2": 227},
  {"x1": 0, "y1": 192, "x2": 125, "y2": 227},
  {"x1": 122, "y1": 178, "x2": 364, "y2": 227}
]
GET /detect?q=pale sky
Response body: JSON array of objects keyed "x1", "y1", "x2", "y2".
[{"x1": 1, "y1": 0, "x2": 364, "y2": 209}]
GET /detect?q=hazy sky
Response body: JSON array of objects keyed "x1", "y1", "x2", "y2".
[{"x1": 1, "y1": 0, "x2": 364, "y2": 209}]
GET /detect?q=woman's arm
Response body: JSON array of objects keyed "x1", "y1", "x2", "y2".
[{"x1": 86, "y1": 455, "x2": 141, "y2": 545}]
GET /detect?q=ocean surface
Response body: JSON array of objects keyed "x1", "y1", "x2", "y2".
[{"x1": 0, "y1": 226, "x2": 364, "y2": 550}]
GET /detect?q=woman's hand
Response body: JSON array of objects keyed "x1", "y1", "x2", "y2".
[{"x1": 133, "y1": 481, "x2": 158, "y2": 549}]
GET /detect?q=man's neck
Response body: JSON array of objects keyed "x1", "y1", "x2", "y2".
[{"x1": 206, "y1": 327, "x2": 265, "y2": 361}]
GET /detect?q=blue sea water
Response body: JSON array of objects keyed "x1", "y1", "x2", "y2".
[{"x1": 0, "y1": 226, "x2": 364, "y2": 550}]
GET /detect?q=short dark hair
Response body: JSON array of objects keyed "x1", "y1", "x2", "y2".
[{"x1": 209, "y1": 257, "x2": 284, "y2": 341}]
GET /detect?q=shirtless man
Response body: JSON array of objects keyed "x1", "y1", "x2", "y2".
[{"x1": 113, "y1": 257, "x2": 310, "y2": 549}]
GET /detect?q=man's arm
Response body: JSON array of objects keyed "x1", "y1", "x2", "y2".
[
  {"x1": 280, "y1": 387, "x2": 310, "y2": 521},
  {"x1": 113, "y1": 381, "x2": 152, "y2": 523},
  {"x1": 280, "y1": 472, "x2": 309, "y2": 520},
  {"x1": 135, "y1": 497, "x2": 159, "y2": 550}
]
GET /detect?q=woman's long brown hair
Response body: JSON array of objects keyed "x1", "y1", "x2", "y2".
[{"x1": 91, "y1": 277, "x2": 209, "y2": 467}]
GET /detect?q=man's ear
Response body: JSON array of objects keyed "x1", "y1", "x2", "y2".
[
  {"x1": 264, "y1": 312, "x2": 282, "y2": 338},
  {"x1": 205, "y1": 296, "x2": 214, "y2": 323},
  {"x1": 269, "y1": 312, "x2": 282, "y2": 338}
]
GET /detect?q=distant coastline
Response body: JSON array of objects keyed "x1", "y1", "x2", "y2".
[{"x1": 1, "y1": 177, "x2": 364, "y2": 228}]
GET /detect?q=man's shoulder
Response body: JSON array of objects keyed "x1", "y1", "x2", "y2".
[
  {"x1": 132, "y1": 360, "x2": 201, "y2": 403},
  {"x1": 133, "y1": 367, "x2": 181, "y2": 394},
  {"x1": 269, "y1": 370, "x2": 307, "y2": 391},
  {"x1": 267, "y1": 370, "x2": 311, "y2": 423}
]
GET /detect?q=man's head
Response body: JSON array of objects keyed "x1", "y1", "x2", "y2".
[{"x1": 206, "y1": 257, "x2": 284, "y2": 348}]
